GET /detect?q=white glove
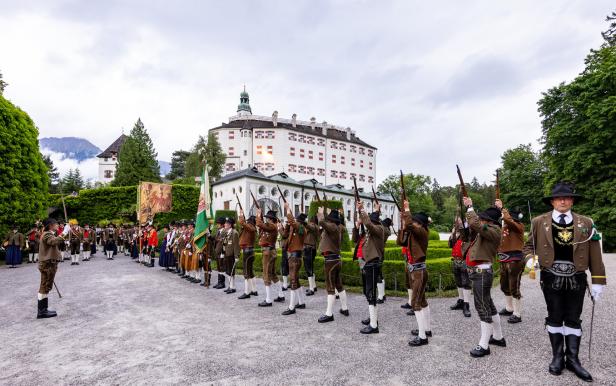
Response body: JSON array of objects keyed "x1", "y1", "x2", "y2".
[
  {"x1": 591, "y1": 284, "x2": 604, "y2": 301},
  {"x1": 62, "y1": 226, "x2": 70, "y2": 236},
  {"x1": 235, "y1": 258, "x2": 239, "y2": 263}
]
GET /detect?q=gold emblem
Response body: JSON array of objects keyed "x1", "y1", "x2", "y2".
[{"x1": 559, "y1": 228, "x2": 573, "y2": 243}]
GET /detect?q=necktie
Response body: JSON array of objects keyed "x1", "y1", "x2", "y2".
[{"x1": 559, "y1": 214, "x2": 567, "y2": 225}]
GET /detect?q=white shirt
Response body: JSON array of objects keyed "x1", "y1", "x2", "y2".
[{"x1": 552, "y1": 210, "x2": 572, "y2": 224}]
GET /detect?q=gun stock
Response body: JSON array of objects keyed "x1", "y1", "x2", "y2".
[
  {"x1": 456, "y1": 164, "x2": 468, "y2": 198},
  {"x1": 495, "y1": 169, "x2": 501, "y2": 200},
  {"x1": 235, "y1": 193, "x2": 243, "y2": 213},
  {"x1": 301, "y1": 187, "x2": 304, "y2": 213},
  {"x1": 371, "y1": 186, "x2": 380, "y2": 207},
  {"x1": 399, "y1": 170, "x2": 407, "y2": 203}
]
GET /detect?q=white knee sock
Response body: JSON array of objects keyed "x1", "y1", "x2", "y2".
[
  {"x1": 512, "y1": 298, "x2": 521, "y2": 317},
  {"x1": 37, "y1": 293, "x2": 44, "y2": 300},
  {"x1": 288, "y1": 290, "x2": 296, "y2": 310},
  {"x1": 325, "y1": 294, "x2": 335, "y2": 316},
  {"x1": 505, "y1": 295, "x2": 513, "y2": 312},
  {"x1": 492, "y1": 315, "x2": 504, "y2": 340},
  {"x1": 547, "y1": 325, "x2": 564, "y2": 335},
  {"x1": 563, "y1": 326, "x2": 581, "y2": 336},
  {"x1": 230, "y1": 276, "x2": 235, "y2": 289},
  {"x1": 463, "y1": 289, "x2": 471, "y2": 303},
  {"x1": 244, "y1": 278, "x2": 250, "y2": 294},
  {"x1": 479, "y1": 321, "x2": 493, "y2": 349},
  {"x1": 297, "y1": 288, "x2": 305, "y2": 305},
  {"x1": 335, "y1": 288, "x2": 339, "y2": 296},
  {"x1": 277, "y1": 283, "x2": 284, "y2": 298},
  {"x1": 34, "y1": 253, "x2": 39, "y2": 262},
  {"x1": 282, "y1": 276, "x2": 288, "y2": 288},
  {"x1": 311, "y1": 276, "x2": 317, "y2": 290},
  {"x1": 369, "y1": 305, "x2": 378, "y2": 329},
  {"x1": 377, "y1": 281, "x2": 384, "y2": 300},
  {"x1": 265, "y1": 285, "x2": 272, "y2": 303},
  {"x1": 308, "y1": 276, "x2": 315, "y2": 290},
  {"x1": 457, "y1": 288, "x2": 464, "y2": 300},
  {"x1": 424, "y1": 305, "x2": 432, "y2": 331},
  {"x1": 339, "y1": 290, "x2": 348, "y2": 311},
  {"x1": 250, "y1": 278, "x2": 256, "y2": 293},
  {"x1": 415, "y1": 309, "x2": 426, "y2": 339},
  {"x1": 408, "y1": 289, "x2": 413, "y2": 305}
]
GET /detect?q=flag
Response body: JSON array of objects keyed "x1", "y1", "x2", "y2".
[
  {"x1": 194, "y1": 164, "x2": 213, "y2": 252},
  {"x1": 137, "y1": 182, "x2": 173, "y2": 224}
]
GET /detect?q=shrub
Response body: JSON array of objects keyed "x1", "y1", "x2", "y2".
[{"x1": 428, "y1": 229, "x2": 440, "y2": 240}]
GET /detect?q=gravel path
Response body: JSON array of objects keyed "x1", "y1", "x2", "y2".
[{"x1": 1, "y1": 253, "x2": 614, "y2": 385}]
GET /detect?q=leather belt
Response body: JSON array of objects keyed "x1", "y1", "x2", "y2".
[
  {"x1": 467, "y1": 266, "x2": 492, "y2": 274},
  {"x1": 323, "y1": 253, "x2": 340, "y2": 261},
  {"x1": 289, "y1": 251, "x2": 302, "y2": 258},
  {"x1": 242, "y1": 247, "x2": 254, "y2": 253},
  {"x1": 262, "y1": 246, "x2": 275, "y2": 251},
  {"x1": 407, "y1": 262, "x2": 426, "y2": 272}
]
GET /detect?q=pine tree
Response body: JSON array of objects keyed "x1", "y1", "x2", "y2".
[
  {"x1": 184, "y1": 133, "x2": 226, "y2": 180},
  {"x1": 42, "y1": 153, "x2": 61, "y2": 193},
  {"x1": 0, "y1": 70, "x2": 7, "y2": 96},
  {"x1": 166, "y1": 149, "x2": 191, "y2": 180},
  {"x1": 112, "y1": 118, "x2": 161, "y2": 186}
]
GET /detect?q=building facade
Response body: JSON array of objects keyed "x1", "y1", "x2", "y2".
[
  {"x1": 96, "y1": 134, "x2": 127, "y2": 184},
  {"x1": 211, "y1": 167, "x2": 399, "y2": 234},
  {"x1": 209, "y1": 89, "x2": 377, "y2": 192}
]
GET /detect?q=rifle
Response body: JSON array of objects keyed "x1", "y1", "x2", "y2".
[
  {"x1": 277, "y1": 185, "x2": 292, "y2": 252},
  {"x1": 400, "y1": 170, "x2": 407, "y2": 203},
  {"x1": 352, "y1": 176, "x2": 365, "y2": 260},
  {"x1": 301, "y1": 187, "x2": 304, "y2": 215},
  {"x1": 352, "y1": 176, "x2": 365, "y2": 235},
  {"x1": 250, "y1": 191, "x2": 262, "y2": 220},
  {"x1": 371, "y1": 186, "x2": 380, "y2": 208},
  {"x1": 495, "y1": 169, "x2": 501, "y2": 200},
  {"x1": 235, "y1": 193, "x2": 243, "y2": 213},
  {"x1": 390, "y1": 192, "x2": 401, "y2": 212},
  {"x1": 456, "y1": 164, "x2": 468, "y2": 198}
]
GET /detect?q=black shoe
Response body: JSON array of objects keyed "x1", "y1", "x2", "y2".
[
  {"x1": 450, "y1": 299, "x2": 464, "y2": 310},
  {"x1": 360, "y1": 325, "x2": 379, "y2": 334},
  {"x1": 213, "y1": 283, "x2": 224, "y2": 289},
  {"x1": 305, "y1": 289, "x2": 315, "y2": 296},
  {"x1": 408, "y1": 336, "x2": 428, "y2": 346},
  {"x1": 339, "y1": 309, "x2": 349, "y2": 316},
  {"x1": 75, "y1": 262, "x2": 79, "y2": 265},
  {"x1": 258, "y1": 301, "x2": 273, "y2": 307},
  {"x1": 224, "y1": 288, "x2": 232, "y2": 293},
  {"x1": 36, "y1": 299, "x2": 57, "y2": 319},
  {"x1": 406, "y1": 309, "x2": 415, "y2": 316},
  {"x1": 314, "y1": 288, "x2": 317, "y2": 292},
  {"x1": 470, "y1": 345, "x2": 490, "y2": 357},
  {"x1": 548, "y1": 332, "x2": 565, "y2": 376},
  {"x1": 361, "y1": 318, "x2": 370, "y2": 325},
  {"x1": 498, "y1": 308, "x2": 513, "y2": 316},
  {"x1": 489, "y1": 336, "x2": 507, "y2": 347},
  {"x1": 508, "y1": 315, "x2": 522, "y2": 324},
  {"x1": 250, "y1": 291, "x2": 259, "y2": 296},
  {"x1": 463, "y1": 302, "x2": 471, "y2": 317},
  {"x1": 336, "y1": 295, "x2": 340, "y2": 299},
  {"x1": 238, "y1": 293, "x2": 251, "y2": 299},
  {"x1": 411, "y1": 329, "x2": 433, "y2": 337},
  {"x1": 282, "y1": 286, "x2": 288, "y2": 292},
  {"x1": 401, "y1": 303, "x2": 411, "y2": 309},
  {"x1": 274, "y1": 296, "x2": 285, "y2": 303},
  {"x1": 564, "y1": 334, "x2": 593, "y2": 382},
  {"x1": 377, "y1": 298, "x2": 385, "y2": 304},
  {"x1": 318, "y1": 314, "x2": 334, "y2": 323},
  {"x1": 226, "y1": 289, "x2": 236, "y2": 294},
  {"x1": 296, "y1": 304, "x2": 306, "y2": 309},
  {"x1": 282, "y1": 308, "x2": 296, "y2": 315},
  {"x1": 200, "y1": 283, "x2": 206, "y2": 287}
]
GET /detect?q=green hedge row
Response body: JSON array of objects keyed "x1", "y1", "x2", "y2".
[{"x1": 385, "y1": 238, "x2": 449, "y2": 249}]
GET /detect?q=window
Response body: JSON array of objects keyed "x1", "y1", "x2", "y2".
[
  {"x1": 225, "y1": 163, "x2": 237, "y2": 172},
  {"x1": 300, "y1": 149, "x2": 305, "y2": 158},
  {"x1": 256, "y1": 145, "x2": 262, "y2": 155},
  {"x1": 228, "y1": 130, "x2": 235, "y2": 140},
  {"x1": 258, "y1": 185, "x2": 266, "y2": 194},
  {"x1": 255, "y1": 131, "x2": 264, "y2": 139},
  {"x1": 339, "y1": 171, "x2": 346, "y2": 179},
  {"x1": 289, "y1": 133, "x2": 297, "y2": 141},
  {"x1": 319, "y1": 152, "x2": 324, "y2": 161},
  {"x1": 368, "y1": 176, "x2": 374, "y2": 184},
  {"x1": 359, "y1": 147, "x2": 365, "y2": 155},
  {"x1": 339, "y1": 143, "x2": 346, "y2": 151},
  {"x1": 317, "y1": 168, "x2": 325, "y2": 176},
  {"x1": 368, "y1": 149, "x2": 374, "y2": 157},
  {"x1": 298, "y1": 135, "x2": 306, "y2": 143},
  {"x1": 317, "y1": 138, "x2": 325, "y2": 147},
  {"x1": 290, "y1": 147, "x2": 295, "y2": 156},
  {"x1": 294, "y1": 191, "x2": 300, "y2": 199},
  {"x1": 350, "y1": 172, "x2": 357, "y2": 179},
  {"x1": 331, "y1": 141, "x2": 338, "y2": 149},
  {"x1": 307, "y1": 136, "x2": 315, "y2": 145},
  {"x1": 307, "y1": 166, "x2": 315, "y2": 174},
  {"x1": 267, "y1": 145, "x2": 273, "y2": 155},
  {"x1": 104, "y1": 158, "x2": 108, "y2": 162},
  {"x1": 104, "y1": 170, "x2": 113, "y2": 178},
  {"x1": 289, "y1": 164, "x2": 297, "y2": 172},
  {"x1": 308, "y1": 150, "x2": 314, "y2": 159},
  {"x1": 341, "y1": 156, "x2": 345, "y2": 165},
  {"x1": 228, "y1": 147, "x2": 234, "y2": 156},
  {"x1": 299, "y1": 165, "x2": 306, "y2": 173},
  {"x1": 266, "y1": 130, "x2": 275, "y2": 139},
  {"x1": 265, "y1": 163, "x2": 274, "y2": 171},
  {"x1": 351, "y1": 158, "x2": 355, "y2": 166},
  {"x1": 350, "y1": 145, "x2": 357, "y2": 153},
  {"x1": 332, "y1": 155, "x2": 336, "y2": 164},
  {"x1": 359, "y1": 174, "x2": 365, "y2": 182},
  {"x1": 244, "y1": 150, "x2": 248, "y2": 156},
  {"x1": 360, "y1": 160, "x2": 364, "y2": 168},
  {"x1": 330, "y1": 170, "x2": 338, "y2": 178},
  {"x1": 369, "y1": 162, "x2": 373, "y2": 170},
  {"x1": 254, "y1": 162, "x2": 263, "y2": 170}
]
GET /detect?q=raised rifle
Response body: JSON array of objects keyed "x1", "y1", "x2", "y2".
[
  {"x1": 456, "y1": 164, "x2": 468, "y2": 198},
  {"x1": 390, "y1": 192, "x2": 401, "y2": 212},
  {"x1": 235, "y1": 193, "x2": 243, "y2": 213},
  {"x1": 277, "y1": 184, "x2": 293, "y2": 253},
  {"x1": 250, "y1": 191, "x2": 262, "y2": 220},
  {"x1": 352, "y1": 176, "x2": 365, "y2": 261},
  {"x1": 495, "y1": 169, "x2": 501, "y2": 200},
  {"x1": 371, "y1": 186, "x2": 380, "y2": 208},
  {"x1": 400, "y1": 170, "x2": 407, "y2": 203}
]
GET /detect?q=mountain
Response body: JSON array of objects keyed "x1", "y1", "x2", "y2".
[
  {"x1": 158, "y1": 160, "x2": 171, "y2": 176},
  {"x1": 40, "y1": 137, "x2": 102, "y2": 161}
]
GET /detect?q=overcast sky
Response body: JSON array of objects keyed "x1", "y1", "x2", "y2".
[{"x1": 1, "y1": 1, "x2": 612, "y2": 185}]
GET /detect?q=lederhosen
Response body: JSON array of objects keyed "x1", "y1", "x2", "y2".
[
  {"x1": 452, "y1": 229, "x2": 472, "y2": 290},
  {"x1": 223, "y1": 230, "x2": 237, "y2": 277},
  {"x1": 402, "y1": 230, "x2": 428, "y2": 311},
  {"x1": 287, "y1": 223, "x2": 303, "y2": 291},
  {"x1": 324, "y1": 252, "x2": 343, "y2": 295},
  {"x1": 69, "y1": 230, "x2": 81, "y2": 255},
  {"x1": 467, "y1": 235, "x2": 497, "y2": 323},
  {"x1": 303, "y1": 223, "x2": 317, "y2": 278},
  {"x1": 540, "y1": 221, "x2": 587, "y2": 329},
  {"x1": 498, "y1": 250, "x2": 525, "y2": 299}
]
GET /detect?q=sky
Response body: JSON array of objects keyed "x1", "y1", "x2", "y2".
[{"x1": 1, "y1": 0, "x2": 613, "y2": 185}]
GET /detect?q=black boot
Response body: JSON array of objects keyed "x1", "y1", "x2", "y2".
[
  {"x1": 450, "y1": 299, "x2": 464, "y2": 310},
  {"x1": 37, "y1": 298, "x2": 57, "y2": 319},
  {"x1": 564, "y1": 334, "x2": 593, "y2": 382},
  {"x1": 548, "y1": 332, "x2": 565, "y2": 376},
  {"x1": 462, "y1": 302, "x2": 471, "y2": 317}
]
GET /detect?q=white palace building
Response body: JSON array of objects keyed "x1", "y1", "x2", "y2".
[{"x1": 210, "y1": 89, "x2": 399, "y2": 232}]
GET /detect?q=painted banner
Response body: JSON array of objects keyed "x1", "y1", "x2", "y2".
[{"x1": 137, "y1": 182, "x2": 173, "y2": 224}]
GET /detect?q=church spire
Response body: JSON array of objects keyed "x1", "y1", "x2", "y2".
[{"x1": 237, "y1": 85, "x2": 252, "y2": 116}]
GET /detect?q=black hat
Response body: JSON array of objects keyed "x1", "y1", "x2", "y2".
[
  {"x1": 369, "y1": 212, "x2": 381, "y2": 224},
  {"x1": 327, "y1": 209, "x2": 342, "y2": 225},
  {"x1": 247, "y1": 215, "x2": 256, "y2": 225},
  {"x1": 225, "y1": 217, "x2": 236, "y2": 226},
  {"x1": 508, "y1": 209, "x2": 523, "y2": 222},
  {"x1": 187, "y1": 221, "x2": 195, "y2": 227},
  {"x1": 43, "y1": 218, "x2": 57, "y2": 229},
  {"x1": 479, "y1": 207, "x2": 501, "y2": 224},
  {"x1": 296, "y1": 213, "x2": 307, "y2": 223},
  {"x1": 412, "y1": 213, "x2": 430, "y2": 228},
  {"x1": 265, "y1": 210, "x2": 278, "y2": 221},
  {"x1": 216, "y1": 217, "x2": 225, "y2": 225},
  {"x1": 542, "y1": 182, "x2": 582, "y2": 205},
  {"x1": 382, "y1": 218, "x2": 393, "y2": 228}
]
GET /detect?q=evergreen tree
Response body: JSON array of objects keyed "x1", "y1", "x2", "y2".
[
  {"x1": 42, "y1": 153, "x2": 61, "y2": 193},
  {"x1": 60, "y1": 169, "x2": 84, "y2": 194},
  {"x1": 0, "y1": 70, "x2": 7, "y2": 96},
  {"x1": 499, "y1": 144, "x2": 546, "y2": 218},
  {"x1": 112, "y1": 118, "x2": 161, "y2": 186},
  {"x1": 184, "y1": 133, "x2": 226, "y2": 180},
  {"x1": 0, "y1": 93, "x2": 49, "y2": 235},
  {"x1": 166, "y1": 149, "x2": 191, "y2": 180}
]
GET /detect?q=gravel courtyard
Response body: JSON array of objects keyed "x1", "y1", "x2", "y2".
[{"x1": 1, "y1": 253, "x2": 614, "y2": 385}]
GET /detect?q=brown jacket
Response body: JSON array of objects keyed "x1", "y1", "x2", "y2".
[
  {"x1": 4, "y1": 232, "x2": 25, "y2": 248},
  {"x1": 303, "y1": 221, "x2": 318, "y2": 247},
  {"x1": 39, "y1": 231, "x2": 65, "y2": 262},
  {"x1": 286, "y1": 212, "x2": 305, "y2": 253},
  {"x1": 82, "y1": 229, "x2": 96, "y2": 245},
  {"x1": 498, "y1": 208, "x2": 524, "y2": 253},
  {"x1": 222, "y1": 228, "x2": 240, "y2": 259},
  {"x1": 466, "y1": 209, "x2": 501, "y2": 263},
  {"x1": 256, "y1": 216, "x2": 278, "y2": 247},
  {"x1": 358, "y1": 210, "x2": 385, "y2": 263},
  {"x1": 397, "y1": 212, "x2": 429, "y2": 262},
  {"x1": 523, "y1": 211, "x2": 606, "y2": 285},
  {"x1": 318, "y1": 218, "x2": 344, "y2": 256},
  {"x1": 238, "y1": 216, "x2": 256, "y2": 248}
]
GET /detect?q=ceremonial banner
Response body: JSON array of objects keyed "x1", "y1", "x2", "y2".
[
  {"x1": 194, "y1": 165, "x2": 213, "y2": 252},
  {"x1": 137, "y1": 182, "x2": 173, "y2": 224}
]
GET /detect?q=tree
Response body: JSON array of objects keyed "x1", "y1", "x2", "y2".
[
  {"x1": 42, "y1": 153, "x2": 61, "y2": 193},
  {"x1": 378, "y1": 173, "x2": 436, "y2": 215},
  {"x1": 538, "y1": 27, "x2": 616, "y2": 251},
  {"x1": 112, "y1": 118, "x2": 161, "y2": 186},
  {"x1": 60, "y1": 168, "x2": 84, "y2": 194},
  {"x1": 498, "y1": 144, "x2": 546, "y2": 219},
  {"x1": 0, "y1": 70, "x2": 7, "y2": 96},
  {"x1": 0, "y1": 93, "x2": 49, "y2": 235},
  {"x1": 166, "y1": 149, "x2": 191, "y2": 180},
  {"x1": 602, "y1": 11, "x2": 616, "y2": 47},
  {"x1": 184, "y1": 133, "x2": 226, "y2": 180}
]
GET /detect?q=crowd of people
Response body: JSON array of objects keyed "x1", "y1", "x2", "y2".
[{"x1": 7, "y1": 181, "x2": 606, "y2": 382}]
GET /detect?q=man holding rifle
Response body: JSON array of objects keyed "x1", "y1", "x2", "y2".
[
  {"x1": 256, "y1": 208, "x2": 285, "y2": 307},
  {"x1": 37, "y1": 218, "x2": 69, "y2": 319},
  {"x1": 237, "y1": 209, "x2": 258, "y2": 299},
  {"x1": 222, "y1": 217, "x2": 240, "y2": 294},
  {"x1": 281, "y1": 202, "x2": 308, "y2": 315}
]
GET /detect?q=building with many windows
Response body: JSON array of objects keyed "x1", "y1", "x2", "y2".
[
  {"x1": 210, "y1": 88, "x2": 377, "y2": 191},
  {"x1": 97, "y1": 134, "x2": 127, "y2": 184}
]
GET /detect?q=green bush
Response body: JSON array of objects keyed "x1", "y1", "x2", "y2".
[
  {"x1": 428, "y1": 229, "x2": 440, "y2": 240},
  {"x1": 428, "y1": 240, "x2": 450, "y2": 248}
]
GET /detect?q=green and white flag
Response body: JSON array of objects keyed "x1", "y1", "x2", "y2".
[{"x1": 194, "y1": 164, "x2": 213, "y2": 252}]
